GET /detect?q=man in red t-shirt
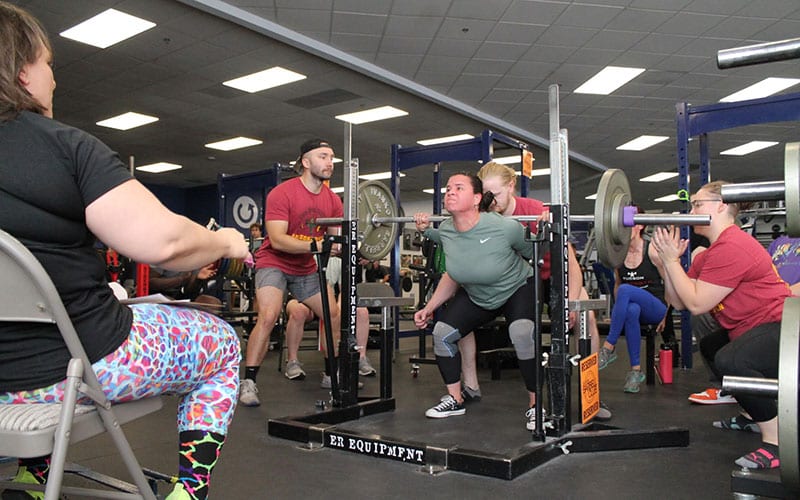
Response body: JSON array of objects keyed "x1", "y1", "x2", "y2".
[{"x1": 239, "y1": 139, "x2": 343, "y2": 407}]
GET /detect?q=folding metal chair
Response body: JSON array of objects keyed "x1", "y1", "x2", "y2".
[{"x1": 0, "y1": 229, "x2": 162, "y2": 500}]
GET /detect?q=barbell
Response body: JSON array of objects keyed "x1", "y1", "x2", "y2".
[
  {"x1": 313, "y1": 169, "x2": 711, "y2": 267},
  {"x1": 720, "y1": 142, "x2": 800, "y2": 237}
]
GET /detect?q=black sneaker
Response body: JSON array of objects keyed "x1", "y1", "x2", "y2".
[
  {"x1": 425, "y1": 395, "x2": 466, "y2": 418},
  {"x1": 461, "y1": 384, "x2": 482, "y2": 404}
]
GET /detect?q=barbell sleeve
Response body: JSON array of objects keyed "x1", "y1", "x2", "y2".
[
  {"x1": 722, "y1": 375, "x2": 779, "y2": 398},
  {"x1": 721, "y1": 180, "x2": 786, "y2": 203},
  {"x1": 717, "y1": 37, "x2": 800, "y2": 69}
]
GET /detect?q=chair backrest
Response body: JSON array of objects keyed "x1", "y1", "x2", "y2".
[{"x1": 0, "y1": 229, "x2": 95, "y2": 383}]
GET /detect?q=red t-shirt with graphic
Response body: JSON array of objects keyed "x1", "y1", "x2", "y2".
[
  {"x1": 688, "y1": 225, "x2": 790, "y2": 340},
  {"x1": 255, "y1": 177, "x2": 343, "y2": 276},
  {"x1": 513, "y1": 196, "x2": 550, "y2": 280}
]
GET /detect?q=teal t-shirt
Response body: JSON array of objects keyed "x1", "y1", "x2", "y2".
[{"x1": 424, "y1": 212, "x2": 533, "y2": 310}]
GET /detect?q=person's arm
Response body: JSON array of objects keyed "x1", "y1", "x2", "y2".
[
  {"x1": 265, "y1": 220, "x2": 321, "y2": 254},
  {"x1": 414, "y1": 272, "x2": 459, "y2": 328},
  {"x1": 183, "y1": 263, "x2": 217, "y2": 298},
  {"x1": 653, "y1": 227, "x2": 731, "y2": 314},
  {"x1": 148, "y1": 268, "x2": 191, "y2": 294},
  {"x1": 791, "y1": 283, "x2": 800, "y2": 296},
  {"x1": 380, "y1": 266, "x2": 390, "y2": 283},
  {"x1": 86, "y1": 179, "x2": 248, "y2": 272}
]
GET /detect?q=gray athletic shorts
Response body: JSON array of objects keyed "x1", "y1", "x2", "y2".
[{"x1": 255, "y1": 267, "x2": 321, "y2": 302}]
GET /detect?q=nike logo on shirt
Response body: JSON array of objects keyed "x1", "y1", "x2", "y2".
[{"x1": 480, "y1": 237, "x2": 491, "y2": 244}]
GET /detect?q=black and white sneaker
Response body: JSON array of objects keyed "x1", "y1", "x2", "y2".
[
  {"x1": 525, "y1": 406, "x2": 537, "y2": 430},
  {"x1": 425, "y1": 395, "x2": 466, "y2": 418}
]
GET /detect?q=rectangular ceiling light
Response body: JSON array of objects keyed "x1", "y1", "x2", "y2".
[
  {"x1": 223, "y1": 67, "x2": 306, "y2": 93},
  {"x1": 720, "y1": 141, "x2": 779, "y2": 156},
  {"x1": 655, "y1": 194, "x2": 681, "y2": 202},
  {"x1": 205, "y1": 137, "x2": 263, "y2": 151},
  {"x1": 720, "y1": 77, "x2": 800, "y2": 103},
  {"x1": 493, "y1": 155, "x2": 522, "y2": 165},
  {"x1": 585, "y1": 193, "x2": 597, "y2": 200},
  {"x1": 336, "y1": 106, "x2": 408, "y2": 124},
  {"x1": 640, "y1": 172, "x2": 679, "y2": 183},
  {"x1": 359, "y1": 172, "x2": 406, "y2": 181},
  {"x1": 531, "y1": 168, "x2": 550, "y2": 177},
  {"x1": 330, "y1": 186, "x2": 344, "y2": 193},
  {"x1": 417, "y1": 134, "x2": 474, "y2": 146},
  {"x1": 574, "y1": 66, "x2": 645, "y2": 95},
  {"x1": 423, "y1": 188, "x2": 447, "y2": 194},
  {"x1": 617, "y1": 135, "x2": 669, "y2": 151},
  {"x1": 59, "y1": 9, "x2": 155, "y2": 49},
  {"x1": 136, "y1": 162, "x2": 181, "y2": 173},
  {"x1": 96, "y1": 111, "x2": 158, "y2": 130}
]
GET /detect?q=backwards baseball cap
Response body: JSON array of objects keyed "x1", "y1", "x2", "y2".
[{"x1": 295, "y1": 138, "x2": 332, "y2": 173}]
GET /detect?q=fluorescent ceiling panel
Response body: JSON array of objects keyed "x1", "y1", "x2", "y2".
[
  {"x1": 223, "y1": 67, "x2": 307, "y2": 93},
  {"x1": 330, "y1": 186, "x2": 344, "y2": 193},
  {"x1": 423, "y1": 188, "x2": 447, "y2": 194},
  {"x1": 617, "y1": 135, "x2": 669, "y2": 151},
  {"x1": 720, "y1": 77, "x2": 800, "y2": 103},
  {"x1": 417, "y1": 134, "x2": 474, "y2": 146},
  {"x1": 655, "y1": 194, "x2": 681, "y2": 202},
  {"x1": 205, "y1": 137, "x2": 263, "y2": 151},
  {"x1": 136, "y1": 162, "x2": 181, "y2": 173},
  {"x1": 531, "y1": 168, "x2": 550, "y2": 177},
  {"x1": 574, "y1": 66, "x2": 645, "y2": 95},
  {"x1": 585, "y1": 193, "x2": 597, "y2": 200},
  {"x1": 96, "y1": 111, "x2": 158, "y2": 130},
  {"x1": 59, "y1": 9, "x2": 155, "y2": 49},
  {"x1": 720, "y1": 141, "x2": 779, "y2": 156},
  {"x1": 336, "y1": 106, "x2": 408, "y2": 124},
  {"x1": 640, "y1": 172, "x2": 679, "y2": 183},
  {"x1": 493, "y1": 155, "x2": 522, "y2": 165},
  {"x1": 359, "y1": 172, "x2": 406, "y2": 181}
]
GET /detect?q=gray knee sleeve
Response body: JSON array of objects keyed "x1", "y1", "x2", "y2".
[
  {"x1": 509, "y1": 319, "x2": 536, "y2": 360},
  {"x1": 432, "y1": 321, "x2": 461, "y2": 357}
]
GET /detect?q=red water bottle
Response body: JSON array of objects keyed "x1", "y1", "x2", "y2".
[{"x1": 658, "y1": 344, "x2": 673, "y2": 384}]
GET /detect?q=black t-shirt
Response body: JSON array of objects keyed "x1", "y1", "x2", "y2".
[
  {"x1": 365, "y1": 264, "x2": 388, "y2": 282},
  {"x1": 0, "y1": 111, "x2": 133, "y2": 391}
]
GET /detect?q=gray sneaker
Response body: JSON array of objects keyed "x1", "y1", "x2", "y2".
[
  {"x1": 239, "y1": 379, "x2": 260, "y2": 407},
  {"x1": 596, "y1": 400, "x2": 612, "y2": 421},
  {"x1": 320, "y1": 373, "x2": 363, "y2": 389},
  {"x1": 623, "y1": 370, "x2": 646, "y2": 393},
  {"x1": 597, "y1": 346, "x2": 617, "y2": 370},
  {"x1": 358, "y1": 356, "x2": 376, "y2": 377},
  {"x1": 461, "y1": 384, "x2": 482, "y2": 403},
  {"x1": 285, "y1": 360, "x2": 306, "y2": 380}
]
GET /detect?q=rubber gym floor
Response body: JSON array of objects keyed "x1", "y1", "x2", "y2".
[{"x1": 0, "y1": 325, "x2": 774, "y2": 499}]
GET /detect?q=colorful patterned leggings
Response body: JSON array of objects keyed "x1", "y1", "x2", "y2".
[{"x1": 0, "y1": 303, "x2": 241, "y2": 435}]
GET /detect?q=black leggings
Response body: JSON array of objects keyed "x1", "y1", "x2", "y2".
[
  {"x1": 436, "y1": 277, "x2": 538, "y2": 392},
  {"x1": 714, "y1": 322, "x2": 780, "y2": 422}
]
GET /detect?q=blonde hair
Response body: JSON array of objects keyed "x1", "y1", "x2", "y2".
[
  {"x1": 698, "y1": 180, "x2": 751, "y2": 216},
  {"x1": 477, "y1": 161, "x2": 516, "y2": 186}
]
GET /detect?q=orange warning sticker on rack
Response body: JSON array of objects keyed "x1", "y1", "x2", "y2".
[{"x1": 580, "y1": 352, "x2": 600, "y2": 423}]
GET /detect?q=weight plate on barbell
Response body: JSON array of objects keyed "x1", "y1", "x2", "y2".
[
  {"x1": 358, "y1": 180, "x2": 399, "y2": 261},
  {"x1": 785, "y1": 142, "x2": 800, "y2": 237},
  {"x1": 594, "y1": 169, "x2": 632, "y2": 269},
  {"x1": 778, "y1": 296, "x2": 799, "y2": 491}
]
